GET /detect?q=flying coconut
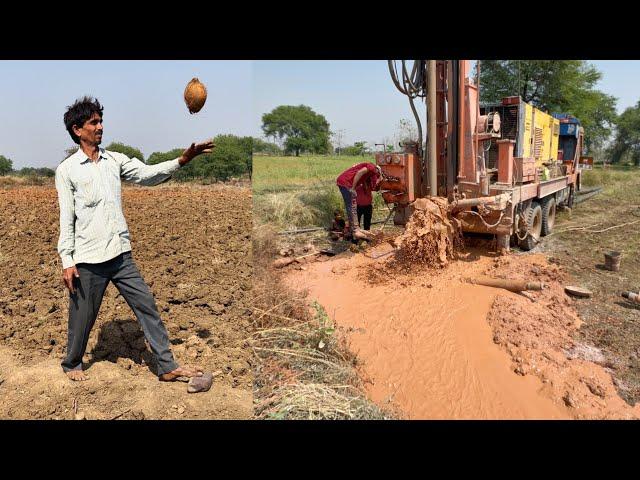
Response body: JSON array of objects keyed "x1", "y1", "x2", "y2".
[{"x1": 184, "y1": 78, "x2": 207, "y2": 114}]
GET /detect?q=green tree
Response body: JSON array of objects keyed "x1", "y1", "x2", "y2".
[
  {"x1": 35, "y1": 167, "x2": 55, "y2": 177},
  {"x1": 252, "y1": 137, "x2": 281, "y2": 155},
  {"x1": 342, "y1": 141, "x2": 369, "y2": 156},
  {"x1": 479, "y1": 60, "x2": 617, "y2": 151},
  {"x1": 147, "y1": 148, "x2": 195, "y2": 179},
  {"x1": 105, "y1": 142, "x2": 146, "y2": 163},
  {"x1": 0, "y1": 155, "x2": 12, "y2": 175},
  {"x1": 197, "y1": 134, "x2": 252, "y2": 181},
  {"x1": 609, "y1": 102, "x2": 640, "y2": 165},
  {"x1": 147, "y1": 134, "x2": 252, "y2": 182},
  {"x1": 12, "y1": 166, "x2": 57, "y2": 177},
  {"x1": 261, "y1": 105, "x2": 331, "y2": 156}
]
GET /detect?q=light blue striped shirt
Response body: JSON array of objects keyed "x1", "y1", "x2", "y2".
[{"x1": 55, "y1": 147, "x2": 181, "y2": 269}]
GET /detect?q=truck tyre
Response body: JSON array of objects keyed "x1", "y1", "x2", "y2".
[
  {"x1": 540, "y1": 196, "x2": 556, "y2": 236},
  {"x1": 518, "y1": 201, "x2": 542, "y2": 251}
]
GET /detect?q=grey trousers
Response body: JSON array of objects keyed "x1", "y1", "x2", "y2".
[{"x1": 61, "y1": 251, "x2": 178, "y2": 376}]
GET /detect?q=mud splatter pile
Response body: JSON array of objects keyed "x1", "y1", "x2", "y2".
[{"x1": 396, "y1": 197, "x2": 461, "y2": 267}]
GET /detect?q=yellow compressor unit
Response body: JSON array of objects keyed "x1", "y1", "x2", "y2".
[{"x1": 481, "y1": 96, "x2": 560, "y2": 174}]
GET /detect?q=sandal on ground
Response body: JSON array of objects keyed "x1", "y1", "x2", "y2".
[{"x1": 159, "y1": 365, "x2": 204, "y2": 382}]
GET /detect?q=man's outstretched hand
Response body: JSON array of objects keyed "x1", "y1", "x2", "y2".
[
  {"x1": 179, "y1": 140, "x2": 215, "y2": 166},
  {"x1": 62, "y1": 266, "x2": 80, "y2": 294}
]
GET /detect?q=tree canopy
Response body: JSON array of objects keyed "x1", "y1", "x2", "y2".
[
  {"x1": 252, "y1": 137, "x2": 281, "y2": 155},
  {"x1": 341, "y1": 141, "x2": 369, "y2": 156},
  {"x1": 479, "y1": 60, "x2": 617, "y2": 151},
  {"x1": 0, "y1": 155, "x2": 12, "y2": 175},
  {"x1": 261, "y1": 105, "x2": 331, "y2": 156},
  {"x1": 147, "y1": 134, "x2": 251, "y2": 181},
  {"x1": 105, "y1": 142, "x2": 146, "y2": 163},
  {"x1": 14, "y1": 166, "x2": 55, "y2": 177},
  {"x1": 609, "y1": 102, "x2": 640, "y2": 165}
]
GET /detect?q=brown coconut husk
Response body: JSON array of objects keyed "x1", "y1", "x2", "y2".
[{"x1": 184, "y1": 78, "x2": 207, "y2": 114}]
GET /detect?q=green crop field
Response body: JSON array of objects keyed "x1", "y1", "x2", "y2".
[
  {"x1": 253, "y1": 155, "x2": 387, "y2": 229},
  {"x1": 253, "y1": 155, "x2": 373, "y2": 194}
]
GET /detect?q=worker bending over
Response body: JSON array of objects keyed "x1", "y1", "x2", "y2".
[{"x1": 336, "y1": 162, "x2": 381, "y2": 240}]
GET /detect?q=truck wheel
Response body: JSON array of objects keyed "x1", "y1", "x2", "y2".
[
  {"x1": 541, "y1": 197, "x2": 556, "y2": 236},
  {"x1": 518, "y1": 201, "x2": 542, "y2": 251}
]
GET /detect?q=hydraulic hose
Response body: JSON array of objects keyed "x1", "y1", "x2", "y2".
[{"x1": 388, "y1": 60, "x2": 426, "y2": 155}]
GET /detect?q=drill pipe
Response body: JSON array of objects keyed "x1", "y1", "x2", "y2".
[
  {"x1": 467, "y1": 278, "x2": 545, "y2": 292},
  {"x1": 449, "y1": 193, "x2": 510, "y2": 212},
  {"x1": 621, "y1": 291, "x2": 640, "y2": 304}
]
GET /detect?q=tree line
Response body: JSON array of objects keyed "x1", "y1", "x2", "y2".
[
  {"x1": 0, "y1": 133, "x2": 254, "y2": 180},
  {"x1": 256, "y1": 61, "x2": 640, "y2": 165}
]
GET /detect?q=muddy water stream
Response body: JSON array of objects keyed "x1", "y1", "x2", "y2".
[{"x1": 287, "y1": 251, "x2": 569, "y2": 419}]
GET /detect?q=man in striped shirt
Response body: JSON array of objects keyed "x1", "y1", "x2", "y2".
[{"x1": 56, "y1": 96, "x2": 213, "y2": 383}]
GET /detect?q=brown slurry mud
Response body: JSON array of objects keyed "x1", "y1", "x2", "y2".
[
  {"x1": 485, "y1": 254, "x2": 640, "y2": 419},
  {"x1": 395, "y1": 197, "x2": 461, "y2": 267},
  {"x1": 0, "y1": 184, "x2": 252, "y2": 419},
  {"x1": 286, "y1": 240, "x2": 640, "y2": 419}
]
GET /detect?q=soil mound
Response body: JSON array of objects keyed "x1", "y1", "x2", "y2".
[{"x1": 396, "y1": 197, "x2": 462, "y2": 267}]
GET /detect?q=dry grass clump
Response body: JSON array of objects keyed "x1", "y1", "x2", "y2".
[
  {"x1": 251, "y1": 227, "x2": 392, "y2": 420},
  {"x1": 255, "y1": 383, "x2": 387, "y2": 420},
  {"x1": 0, "y1": 175, "x2": 52, "y2": 187},
  {"x1": 0, "y1": 176, "x2": 18, "y2": 187}
]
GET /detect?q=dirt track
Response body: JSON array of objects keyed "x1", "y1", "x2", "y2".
[
  {"x1": 0, "y1": 184, "x2": 252, "y2": 419},
  {"x1": 286, "y1": 240, "x2": 640, "y2": 419}
]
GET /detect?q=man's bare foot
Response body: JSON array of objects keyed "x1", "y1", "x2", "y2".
[
  {"x1": 66, "y1": 370, "x2": 88, "y2": 381},
  {"x1": 159, "y1": 365, "x2": 204, "y2": 382}
]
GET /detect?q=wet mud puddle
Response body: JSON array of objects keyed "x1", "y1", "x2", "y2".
[{"x1": 286, "y1": 250, "x2": 569, "y2": 419}]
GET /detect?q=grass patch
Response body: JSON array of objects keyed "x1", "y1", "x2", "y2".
[
  {"x1": 581, "y1": 166, "x2": 640, "y2": 201},
  {"x1": 253, "y1": 155, "x2": 373, "y2": 194},
  {"x1": 253, "y1": 155, "x2": 388, "y2": 230},
  {"x1": 251, "y1": 227, "x2": 393, "y2": 420},
  {"x1": 254, "y1": 182, "x2": 345, "y2": 229},
  {"x1": 0, "y1": 175, "x2": 53, "y2": 187}
]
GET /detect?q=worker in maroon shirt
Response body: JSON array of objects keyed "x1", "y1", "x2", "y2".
[
  {"x1": 355, "y1": 172, "x2": 379, "y2": 230},
  {"x1": 336, "y1": 162, "x2": 381, "y2": 240}
]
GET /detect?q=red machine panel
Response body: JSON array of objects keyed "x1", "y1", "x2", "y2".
[
  {"x1": 515, "y1": 157, "x2": 536, "y2": 183},
  {"x1": 375, "y1": 152, "x2": 422, "y2": 205}
]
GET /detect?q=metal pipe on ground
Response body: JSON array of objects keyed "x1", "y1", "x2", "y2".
[
  {"x1": 466, "y1": 277, "x2": 545, "y2": 292},
  {"x1": 574, "y1": 187, "x2": 603, "y2": 205},
  {"x1": 577, "y1": 186, "x2": 603, "y2": 196}
]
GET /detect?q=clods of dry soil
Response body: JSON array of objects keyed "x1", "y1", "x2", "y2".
[{"x1": 0, "y1": 184, "x2": 252, "y2": 419}]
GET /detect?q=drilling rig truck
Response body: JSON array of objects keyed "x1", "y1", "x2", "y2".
[{"x1": 377, "y1": 60, "x2": 585, "y2": 252}]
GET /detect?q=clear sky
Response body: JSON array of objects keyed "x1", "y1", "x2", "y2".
[
  {"x1": 253, "y1": 60, "x2": 640, "y2": 148},
  {"x1": 0, "y1": 61, "x2": 252, "y2": 169},
  {"x1": 2, "y1": 60, "x2": 636, "y2": 169}
]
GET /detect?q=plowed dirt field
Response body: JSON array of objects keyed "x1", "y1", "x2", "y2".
[{"x1": 0, "y1": 183, "x2": 252, "y2": 420}]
